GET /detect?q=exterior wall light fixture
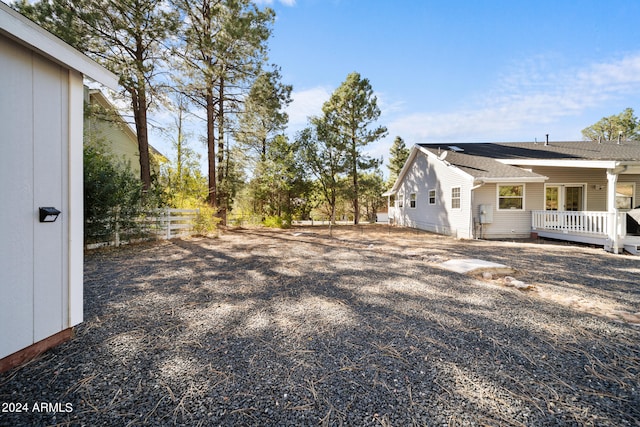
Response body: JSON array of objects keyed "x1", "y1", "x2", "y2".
[{"x1": 39, "y1": 207, "x2": 61, "y2": 223}]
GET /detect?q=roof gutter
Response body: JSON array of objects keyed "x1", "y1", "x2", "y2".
[
  {"x1": 612, "y1": 164, "x2": 629, "y2": 175},
  {"x1": 471, "y1": 180, "x2": 485, "y2": 190},
  {"x1": 478, "y1": 176, "x2": 548, "y2": 183}
]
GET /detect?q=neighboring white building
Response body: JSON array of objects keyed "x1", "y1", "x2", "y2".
[
  {"x1": 385, "y1": 144, "x2": 546, "y2": 239},
  {"x1": 386, "y1": 141, "x2": 640, "y2": 253},
  {"x1": 85, "y1": 88, "x2": 166, "y2": 176},
  {"x1": 0, "y1": 2, "x2": 118, "y2": 371}
]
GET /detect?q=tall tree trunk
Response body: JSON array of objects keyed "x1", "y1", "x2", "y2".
[
  {"x1": 175, "y1": 100, "x2": 185, "y2": 205},
  {"x1": 131, "y1": 38, "x2": 151, "y2": 192},
  {"x1": 352, "y1": 139, "x2": 359, "y2": 225},
  {"x1": 353, "y1": 173, "x2": 359, "y2": 224},
  {"x1": 206, "y1": 86, "x2": 217, "y2": 208},
  {"x1": 329, "y1": 190, "x2": 336, "y2": 236},
  {"x1": 216, "y1": 75, "x2": 226, "y2": 224},
  {"x1": 176, "y1": 100, "x2": 183, "y2": 185},
  {"x1": 131, "y1": 85, "x2": 151, "y2": 192}
]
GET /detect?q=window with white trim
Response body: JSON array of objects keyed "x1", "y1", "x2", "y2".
[
  {"x1": 428, "y1": 189, "x2": 436, "y2": 205},
  {"x1": 498, "y1": 184, "x2": 524, "y2": 210},
  {"x1": 451, "y1": 187, "x2": 461, "y2": 209},
  {"x1": 398, "y1": 193, "x2": 404, "y2": 208},
  {"x1": 409, "y1": 193, "x2": 416, "y2": 208},
  {"x1": 616, "y1": 183, "x2": 635, "y2": 210}
]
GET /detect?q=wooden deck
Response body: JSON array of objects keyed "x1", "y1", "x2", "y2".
[
  {"x1": 535, "y1": 229, "x2": 609, "y2": 246},
  {"x1": 531, "y1": 210, "x2": 639, "y2": 254}
]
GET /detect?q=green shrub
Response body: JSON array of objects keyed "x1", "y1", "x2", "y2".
[
  {"x1": 84, "y1": 143, "x2": 147, "y2": 244},
  {"x1": 192, "y1": 205, "x2": 222, "y2": 236},
  {"x1": 262, "y1": 215, "x2": 291, "y2": 229}
]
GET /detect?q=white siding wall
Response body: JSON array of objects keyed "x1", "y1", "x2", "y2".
[
  {"x1": 1, "y1": 35, "x2": 34, "y2": 357},
  {"x1": 0, "y1": 36, "x2": 80, "y2": 359},
  {"x1": 472, "y1": 183, "x2": 544, "y2": 239},
  {"x1": 86, "y1": 92, "x2": 141, "y2": 175},
  {"x1": 32, "y1": 54, "x2": 68, "y2": 342},
  {"x1": 529, "y1": 166, "x2": 640, "y2": 211},
  {"x1": 391, "y1": 156, "x2": 640, "y2": 241},
  {"x1": 473, "y1": 167, "x2": 640, "y2": 239},
  {"x1": 529, "y1": 167, "x2": 606, "y2": 211},
  {"x1": 393, "y1": 151, "x2": 473, "y2": 238}
]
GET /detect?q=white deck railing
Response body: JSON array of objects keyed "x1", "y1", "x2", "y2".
[{"x1": 531, "y1": 210, "x2": 626, "y2": 237}]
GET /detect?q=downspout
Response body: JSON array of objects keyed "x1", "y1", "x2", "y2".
[{"x1": 470, "y1": 181, "x2": 485, "y2": 239}]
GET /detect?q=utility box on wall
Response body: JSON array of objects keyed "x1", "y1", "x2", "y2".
[
  {"x1": 479, "y1": 204, "x2": 493, "y2": 224},
  {"x1": 0, "y1": 3, "x2": 117, "y2": 371}
]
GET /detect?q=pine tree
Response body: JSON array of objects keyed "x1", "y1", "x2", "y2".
[
  {"x1": 297, "y1": 121, "x2": 344, "y2": 227},
  {"x1": 387, "y1": 136, "x2": 410, "y2": 186},
  {"x1": 320, "y1": 72, "x2": 387, "y2": 224},
  {"x1": 171, "y1": 0, "x2": 274, "y2": 222},
  {"x1": 236, "y1": 67, "x2": 292, "y2": 162},
  {"x1": 14, "y1": 0, "x2": 179, "y2": 192}
]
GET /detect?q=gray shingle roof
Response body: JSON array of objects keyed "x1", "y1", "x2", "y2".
[
  {"x1": 420, "y1": 140, "x2": 640, "y2": 161},
  {"x1": 438, "y1": 150, "x2": 546, "y2": 180}
]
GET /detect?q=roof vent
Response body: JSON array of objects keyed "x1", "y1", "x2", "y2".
[{"x1": 545, "y1": 134, "x2": 549, "y2": 146}]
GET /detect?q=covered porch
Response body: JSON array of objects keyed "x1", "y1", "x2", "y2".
[{"x1": 528, "y1": 163, "x2": 640, "y2": 254}]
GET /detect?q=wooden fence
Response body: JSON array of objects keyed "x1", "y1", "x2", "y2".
[{"x1": 86, "y1": 208, "x2": 200, "y2": 249}]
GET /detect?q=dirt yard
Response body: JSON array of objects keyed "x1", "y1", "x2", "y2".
[{"x1": 1, "y1": 225, "x2": 639, "y2": 426}]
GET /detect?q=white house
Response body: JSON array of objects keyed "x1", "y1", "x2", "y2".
[
  {"x1": 85, "y1": 88, "x2": 166, "y2": 176},
  {"x1": 386, "y1": 141, "x2": 640, "y2": 254},
  {"x1": 0, "y1": 2, "x2": 118, "y2": 371}
]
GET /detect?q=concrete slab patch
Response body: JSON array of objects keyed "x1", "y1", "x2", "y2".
[{"x1": 439, "y1": 258, "x2": 516, "y2": 276}]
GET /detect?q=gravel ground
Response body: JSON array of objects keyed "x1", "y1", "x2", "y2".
[{"x1": 1, "y1": 225, "x2": 639, "y2": 426}]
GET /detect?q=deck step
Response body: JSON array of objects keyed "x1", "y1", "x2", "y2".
[{"x1": 623, "y1": 244, "x2": 639, "y2": 255}]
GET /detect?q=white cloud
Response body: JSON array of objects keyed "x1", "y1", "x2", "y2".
[
  {"x1": 285, "y1": 86, "x2": 332, "y2": 132},
  {"x1": 388, "y1": 52, "x2": 640, "y2": 143},
  {"x1": 375, "y1": 91, "x2": 405, "y2": 117}
]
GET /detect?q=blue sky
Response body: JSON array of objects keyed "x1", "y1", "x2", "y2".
[{"x1": 254, "y1": 0, "x2": 640, "y2": 164}]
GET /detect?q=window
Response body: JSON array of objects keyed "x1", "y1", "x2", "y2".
[
  {"x1": 545, "y1": 186, "x2": 559, "y2": 210},
  {"x1": 398, "y1": 193, "x2": 404, "y2": 208},
  {"x1": 409, "y1": 193, "x2": 416, "y2": 208},
  {"x1": 451, "y1": 187, "x2": 461, "y2": 209},
  {"x1": 498, "y1": 184, "x2": 524, "y2": 210},
  {"x1": 428, "y1": 189, "x2": 436, "y2": 205},
  {"x1": 616, "y1": 183, "x2": 635, "y2": 210}
]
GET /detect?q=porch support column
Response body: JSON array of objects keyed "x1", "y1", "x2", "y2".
[{"x1": 606, "y1": 169, "x2": 619, "y2": 253}]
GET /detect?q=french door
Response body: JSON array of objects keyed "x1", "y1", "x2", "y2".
[
  {"x1": 544, "y1": 185, "x2": 585, "y2": 230},
  {"x1": 545, "y1": 185, "x2": 584, "y2": 211}
]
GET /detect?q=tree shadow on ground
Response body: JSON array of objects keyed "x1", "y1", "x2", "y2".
[{"x1": 1, "y1": 226, "x2": 639, "y2": 426}]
